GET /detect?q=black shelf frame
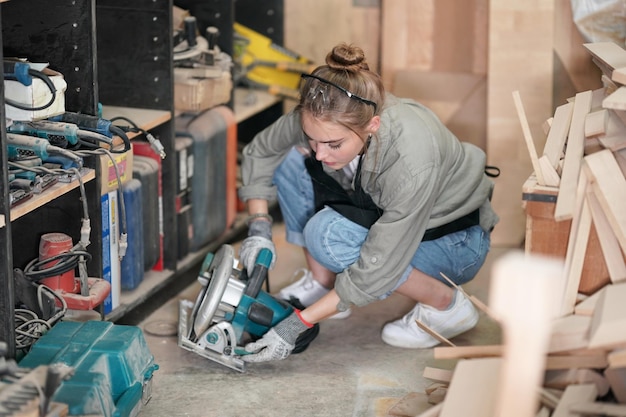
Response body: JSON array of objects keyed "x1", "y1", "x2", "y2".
[{"x1": 0, "y1": 0, "x2": 285, "y2": 357}]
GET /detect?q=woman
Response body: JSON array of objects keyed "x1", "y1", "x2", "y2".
[{"x1": 237, "y1": 43, "x2": 499, "y2": 363}]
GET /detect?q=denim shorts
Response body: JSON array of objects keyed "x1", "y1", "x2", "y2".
[{"x1": 273, "y1": 147, "x2": 491, "y2": 297}]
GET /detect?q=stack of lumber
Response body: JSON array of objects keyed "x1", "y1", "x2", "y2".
[
  {"x1": 520, "y1": 41, "x2": 626, "y2": 313},
  {"x1": 386, "y1": 42, "x2": 626, "y2": 417}
]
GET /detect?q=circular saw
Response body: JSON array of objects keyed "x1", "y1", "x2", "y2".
[{"x1": 178, "y1": 244, "x2": 319, "y2": 372}]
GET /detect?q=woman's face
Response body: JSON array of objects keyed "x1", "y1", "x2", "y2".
[{"x1": 301, "y1": 112, "x2": 366, "y2": 170}]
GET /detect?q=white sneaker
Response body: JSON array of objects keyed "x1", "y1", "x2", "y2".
[
  {"x1": 381, "y1": 290, "x2": 478, "y2": 348},
  {"x1": 276, "y1": 268, "x2": 352, "y2": 319}
]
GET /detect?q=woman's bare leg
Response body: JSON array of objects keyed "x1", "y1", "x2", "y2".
[
  {"x1": 303, "y1": 248, "x2": 336, "y2": 288},
  {"x1": 395, "y1": 268, "x2": 454, "y2": 310}
]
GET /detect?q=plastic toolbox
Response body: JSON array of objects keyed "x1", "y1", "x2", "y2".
[{"x1": 19, "y1": 320, "x2": 159, "y2": 417}]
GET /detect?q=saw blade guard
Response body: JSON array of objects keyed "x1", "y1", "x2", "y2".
[{"x1": 192, "y1": 244, "x2": 238, "y2": 338}]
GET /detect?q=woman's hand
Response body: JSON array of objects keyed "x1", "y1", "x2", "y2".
[
  {"x1": 241, "y1": 311, "x2": 311, "y2": 362},
  {"x1": 239, "y1": 219, "x2": 276, "y2": 273}
]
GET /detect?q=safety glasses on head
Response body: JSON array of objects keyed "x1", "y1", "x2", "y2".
[{"x1": 301, "y1": 73, "x2": 377, "y2": 113}]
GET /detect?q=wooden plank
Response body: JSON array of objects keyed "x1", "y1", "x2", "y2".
[
  {"x1": 539, "y1": 387, "x2": 562, "y2": 409},
  {"x1": 545, "y1": 352, "x2": 608, "y2": 370},
  {"x1": 538, "y1": 155, "x2": 561, "y2": 186},
  {"x1": 598, "y1": 110, "x2": 626, "y2": 152},
  {"x1": 439, "y1": 358, "x2": 501, "y2": 417},
  {"x1": 609, "y1": 349, "x2": 626, "y2": 369},
  {"x1": 552, "y1": 384, "x2": 598, "y2": 417},
  {"x1": 583, "y1": 42, "x2": 626, "y2": 74},
  {"x1": 583, "y1": 150, "x2": 626, "y2": 253},
  {"x1": 560, "y1": 168, "x2": 592, "y2": 316},
  {"x1": 555, "y1": 90, "x2": 592, "y2": 221},
  {"x1": 604, "y1": 367, "x2": 626, "y2": 404},
  {"x1": 490, "y1": 252, "x2": 564, "y2": 417},
  {"x1": 423, "y1": 367, "x2": 453, "y2": 383},
  {"x1": 548, "y1": 314, "x2": 592, "y2": 353},
  {"x1": 439, "y1": 272, "x2": 495, "y2": 318},
  {"x1": 586, "y1": 188, "x2": 626, "y2": 284},
  {"x1": 387, "y1": 392, "x2": 434, "y2": 417},
  {"x1": 584, "y1": 109, "x2": 608, "y2": 137},
  {"x1": 568, "y1": 401, "x2": 626, "y2": 416},
  {"x1": 543, "y1": 102, "x2": 573, "y2": 168},
  {"x1": 545, "y1": 369, "x2": 610, "y2": 396},
  {"x1": 574, "y1": 290, "x2": 602, "y2": 316},
  {"x1": 604, "y1": 86, "x2": 626, "y2": 111},
  {"x1": 513, "y1": 90, "x2": 546, "y2": 185},
  {"x1": 616, "y1": 148, "x2": 626, "y2": 175},
  {"x1": 589, "y1": 282, "x2": 626, "y2": 349},
  {"x1": 434, "y1": 344, "x2": 502, "y2": 360},
  {"x1": 7, "y1": 169, "x2": 96, "y2": 223},
  {"x1": 522, "y1": 173, "x2": 611, "y2": 295},
  {"x1": 615, "y1": 66, "x2": 626, "y2": 85},
  {"x1": 434, "y1": 343, "x2": 608, "y2": 369},
  {"x1": 415, "y1": 319, "x2": 455, "y2": 347}
]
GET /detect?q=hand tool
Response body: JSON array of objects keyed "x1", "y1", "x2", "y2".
[
  {"x1": 178, "y1": 244, "x2": 319, "y2": 372},
  {"x1": 8, "y1": 119, "x2": 113, "y2": 149},
  {"x1": 6, "y1": 133, "x2": 83, "y2": 168},
  {"x1": 48, "y1": 112, "x2": 132, "y2": 153}
]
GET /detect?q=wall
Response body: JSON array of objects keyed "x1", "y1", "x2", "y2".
[
  {"x1": 283, "y1": 0, "x2": 380, "y2": 72},
  {"x1": 283, "y1": 0, "x2": 604, "y2": 248}
]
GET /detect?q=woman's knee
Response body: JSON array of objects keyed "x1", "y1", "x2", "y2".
[{"x1": 303, "y1": 209, "x2": 367, "y2": 272}]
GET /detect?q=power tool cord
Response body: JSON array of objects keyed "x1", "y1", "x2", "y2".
[
  {"x1": 15, "y1": 285, "x2": 67, "y2": 351},
  {"x1": 72, "y1": 125, "x2": 130, "y2": 154},
  {"x1": 5, "y1": 68, "x2": 57, "y2": 111},
  {"x1": 23, "y1": 251, "x2": 92, "y2": 280},
  {"x1": 109, "y1": 116, "x2": 166, "y2": 159}
]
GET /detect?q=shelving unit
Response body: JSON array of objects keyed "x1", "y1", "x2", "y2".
[
  {"x1": 0, "y1": 0, "x2": 176, "y2": 359},
  {"x1": 1, "y1": 170, "x2": 96, "y2": 228},
  {"x1": 0, "y1": 0, "x2": 286, "y2": 357}
]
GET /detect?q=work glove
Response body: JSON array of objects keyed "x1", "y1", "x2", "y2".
[
  {"x1": 239, "y1": 219, "x2": 276, "y2": 273},
  {"x1": 241, "y1": 311, "x2": 312, "y2": 363}
]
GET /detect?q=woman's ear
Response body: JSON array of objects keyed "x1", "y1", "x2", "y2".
[{"x1": 367, "y1": 116, "x2": 381, "y2": 134}]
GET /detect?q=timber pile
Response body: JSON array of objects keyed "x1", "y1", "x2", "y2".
[{"x1": 386, "y1": 42, "x2": 626, "y2": 417}]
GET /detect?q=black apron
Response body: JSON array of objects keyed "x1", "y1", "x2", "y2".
[
  {"x1": 304, "y1": 152, "x2": 483, "y2": 241},
  {"x1": 304, "y1": 153, "x2": 382, "y2": 229}
]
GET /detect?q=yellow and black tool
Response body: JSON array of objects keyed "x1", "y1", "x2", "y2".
[{"x1": 233, "y1": 23, "x2": 317, "y2": 100}]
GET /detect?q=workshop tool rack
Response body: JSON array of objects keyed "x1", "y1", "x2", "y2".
[{"x1": 0, "y1": 0, "x2": 285, "y2": 360}]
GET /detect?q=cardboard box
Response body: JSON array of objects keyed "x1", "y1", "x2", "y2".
[
  {"x1": 4, "y1": 67, "x2": 67, "y2": 121},
  {"x1": 174, "y1": 68, "x2": 232, "y2": 112},
  {"x1": 101, "y1": 190, "x2": 121, "y2": 315},
  {"x1": 98, "y1": 150, "x2": 134, "y2": 195},
  {"x1": 522, "y1": 175, "x2": 610, "y2": 295}
]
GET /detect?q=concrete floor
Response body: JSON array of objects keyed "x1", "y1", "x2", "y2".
[{"x1": 138, "y1": 222, "x2": 510, "y2": 417}]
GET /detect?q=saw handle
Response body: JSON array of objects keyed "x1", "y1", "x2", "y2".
[{"x1": 244, "y1": 248, "x2": 272, "y2": 298}]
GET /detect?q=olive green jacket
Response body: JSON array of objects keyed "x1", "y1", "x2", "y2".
[{"x1": 239, "y1": 94, "x2": 499, "y2": 311}]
